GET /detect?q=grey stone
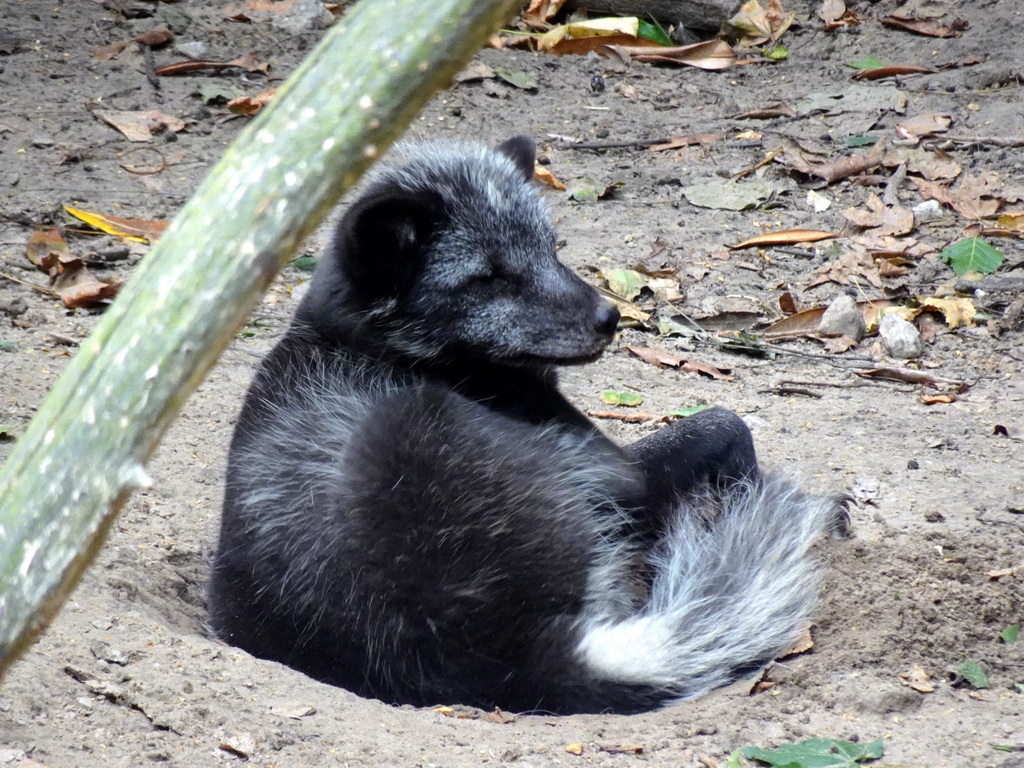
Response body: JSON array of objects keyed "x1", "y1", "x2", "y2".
[
  {"x1": 818, "y1": 294, "x2": 866, "y2": 340},
  {"x1": 879, "y1": 313, "x2": 924, "y2": 359}
]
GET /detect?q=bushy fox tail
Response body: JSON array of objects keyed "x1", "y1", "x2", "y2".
[{"x1": 575, "y1": 474, "x2": 834, "y2": 708}]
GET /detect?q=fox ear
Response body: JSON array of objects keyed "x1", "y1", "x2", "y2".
[
  {"x1": 336, "y1": 186, "x2": 441, "y2": 297},
  {"x1": 495, "y1": 135, "x2": 536, "y2": 181}
]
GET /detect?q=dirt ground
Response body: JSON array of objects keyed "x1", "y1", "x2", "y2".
[{"x1": 1, "y1": 0, "x2": 1022, "y2": 766}]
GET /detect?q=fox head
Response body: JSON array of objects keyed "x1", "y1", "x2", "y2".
[{"x1": 298, "y1": 136, "x2": 619, "y2": 366}]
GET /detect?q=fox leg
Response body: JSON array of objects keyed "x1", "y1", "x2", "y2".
[{"x1": 626, "y1": 407, "x2": 759, "y2": 530}]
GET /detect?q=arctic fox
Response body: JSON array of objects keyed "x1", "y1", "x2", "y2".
[{"x1": 208, "y1": 136, "x2": 835, "y2": 714}]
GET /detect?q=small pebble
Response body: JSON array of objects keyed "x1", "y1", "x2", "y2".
[{"x1": 879, "y1": 313, "x2": 923, "y2": 359}]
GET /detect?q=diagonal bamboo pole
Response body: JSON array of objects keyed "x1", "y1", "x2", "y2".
[{"x1": 0, "y1": 0, "x2": 520, "y2": 679}]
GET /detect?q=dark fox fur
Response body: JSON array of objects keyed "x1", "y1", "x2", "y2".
[{"x1": 208, "y1": 136, "x2": 834, "y2": 715}]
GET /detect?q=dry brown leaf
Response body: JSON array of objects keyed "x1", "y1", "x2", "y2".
[
  {"x1": 881, "y1": 14, "x2": 968, "y2": 38},
  {"x1": 599, "y1": 744, "x2": 645, "y2": 755},
  {"x1": 64, "y1": 206, "x2": 168, "y2": 243},
  {"x1": 56, "y1": 276, "x2": 122, "y2": 308},
  {"x1": 624, "y1": 346, "x2": 733, "y2": 380},
  {"x1": 824, "y1": 335, "x2": 859, "y2": 353},
  {"x1": 762, "y1": 299, "x2": 893, "y2": 337},
  {"x1": 649, "y1": 133, "x2": 720, "y2": 151},
  {"x1": 808, "y1": 248, "x2": 884, "y2": 289},
  {"x1": 852, "y1": 65, "x2": 937, "y2": 80},
  {"x1": 779, "y1": 145, "x2": 882, "y2": 184},
  {"x1": 610, "y1": 39, "x2": 738, "y2": 69},
  {"x1": 482, "y1": 708, "x2": 516, "y2": 724},
  {"x1": 524, "y1": 0, "x2": 568, "y2": 24},
  {"x1": 951, "y1": 171, "x2": 1003, "y2": 219},
  {"x1": 918, "y1": 296, "x2": 976, "y2": 328},
  {"x1": 780, "y1": 626, "x2": 814, "y2": 657},
  {"x1": 133, "y1": 28, "x2": 174, "y2": 47},
  {"x1": 27, "y1": 229, "x2": 71, "y2": 267},
  {"x1": 987, "y1": 563, "x2": 1019, "y2": 580},
  {"x1": 94, "y1": 109, "x2": 186, "y2": 142},
  {"x1": 728, "y1": 229, "x2": 837, "y2": 249},
  {"x1": 539, "y1": 17, "x2": 639, "y2": 51},
  {"x1": 27, "y1": 233, "x2": 122, "y2": 309},
  {"x1": 155, "y1": 54, "x2": 267, "y2": 77},
  {"x1": 726, "y1": 0, "x2": 795, "y2": 48},
  {"x1": 910, "y1": 176, "x2": 955, "y2": 207},
  {"x1": 91, "y1": 40, "x2": 131, "y2": 61},
  {"x1": 734, "y1": 103, "x2": 796, "y2": 120},
  {"x1": 854, "y1": 368, "x2": 965, "y2": 388},
  {"x1": 91, "y1": 27, "x2": 172, "y2": 61},
  {"x1": 228, "y1": 87, "x2": 278, "y2": 116},
  {"x1": 534, "y1": 165, "x2": 565, "y2": 190},
  {"x1": 841, "y1": 194, "x2": 915, "y2": 236},
  {"x1": 624, "y1": 345, "x2": 686, "y2": 368},
  {"x1": 899, "y1": 665, "x2": 936, "y2": 693},
  {"x1": 895, "y1": 113, "x2": 952, "y2": 142},
  {"x1": 921, "y1": 393, "x2": 957, "y2": 404}
]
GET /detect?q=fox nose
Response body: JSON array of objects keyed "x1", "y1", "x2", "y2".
[{"x1": 593, "y1": 301, "x2": 620, "y2": 337}]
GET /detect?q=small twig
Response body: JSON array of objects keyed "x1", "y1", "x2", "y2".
[
  {"x1": 558, "y1": 138, "x2": 671, "y2": 150},
  {"x1": 733, "y1": 148, "x2": 780, "y2": 179},
  {"x1": 143, "y1": 45, "x2": 160, "y2": 91},
  {"x1": 935, "y1": 135, "x2": 1024, "y2": 148},
  {"x1": 778, "y1": 378, "x2": 874, "y2": 389},
  {"x1": 0, "y1": 271, "x2": 56, "y2": 296},
  {"x1": 759, "y1": 386, "x2": 822, "y2": 398},
  {"x1": 587, "y1": 409, "x2": 662, "y2": 424}
]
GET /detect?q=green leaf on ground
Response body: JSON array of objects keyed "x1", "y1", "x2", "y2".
[
  {"x1": 764, "y1": 44, "x2": 789, "y2": 62},
  {"x1": 958, "y1": 660, "x2": 989, "y2": 689},
  {"x1": 492, "y1": 66, "x2": 538, "y2": 90},
  {"x1": 637, "y1": 18, "x2": 672, "y2": 46},
  {"x1": 667, "y1": 405, "x2": 710, "y2": 418},
  {"x1": 940, "y1": 237, "x2": 1003, "y2": 276},
  {"x1": 600, "y1": 268, "x2": 647, "y2": 301},
  {"x1": 847, "y1": 55, "x2": 885, "y2": 70},
  {"x1": 999, "y1": 624, "x2": 1020, "y2": 644},
  {"x1": 844, "y1": 134, "x2": 882, "y2": 147},
  {"x1": 292, "y1": 256, "x2": 319, "y2": 272},
  {"x1": 743, "y1": 737, "x2": 883, "y2": 767},
  {"x1": 599, "y1": 391, "x2": 644, "y2": 407}
]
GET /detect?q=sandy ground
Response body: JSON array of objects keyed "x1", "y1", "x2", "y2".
[{"x1": 1, "y1": 0, "x2": 1022, "y2": 766}]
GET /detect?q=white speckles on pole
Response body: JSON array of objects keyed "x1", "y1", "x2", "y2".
[
  {"x1": 43, "y1": 430, "x2": 55, "y2": 446},
  {"x1": 240, "y1": 239, "x2": 256, "y2": 257},
  {"x1": 300, "y1": 107, "x2": 315, "y2": 122},
  {"x1": 18, "y1": 541, "x2": 40, "y2": 579},
  {"x1": 257, "y1": 129, "x2": 275, "y2": 145},
  {"x1": 363, "y1": 145, "x2": 379, "y2": 159},
  {"x1": 322, "y1": 137, "x2": 336, "y2": 152},
  {"x1": 144, "y1": 365, "x2": 159, "y2": 381},
  {"x1": 285, "y1": 172, "x2": 299, "y2": 187},
  {"x1": 359, "y1": 95, "x2": 374, "y2": 110},
  {"x1": 267, "y1": 156, "x2": 281, "y2": 169},
  {"x1": 84, "y1": 406, "x2": 96, "y2": 426}
]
